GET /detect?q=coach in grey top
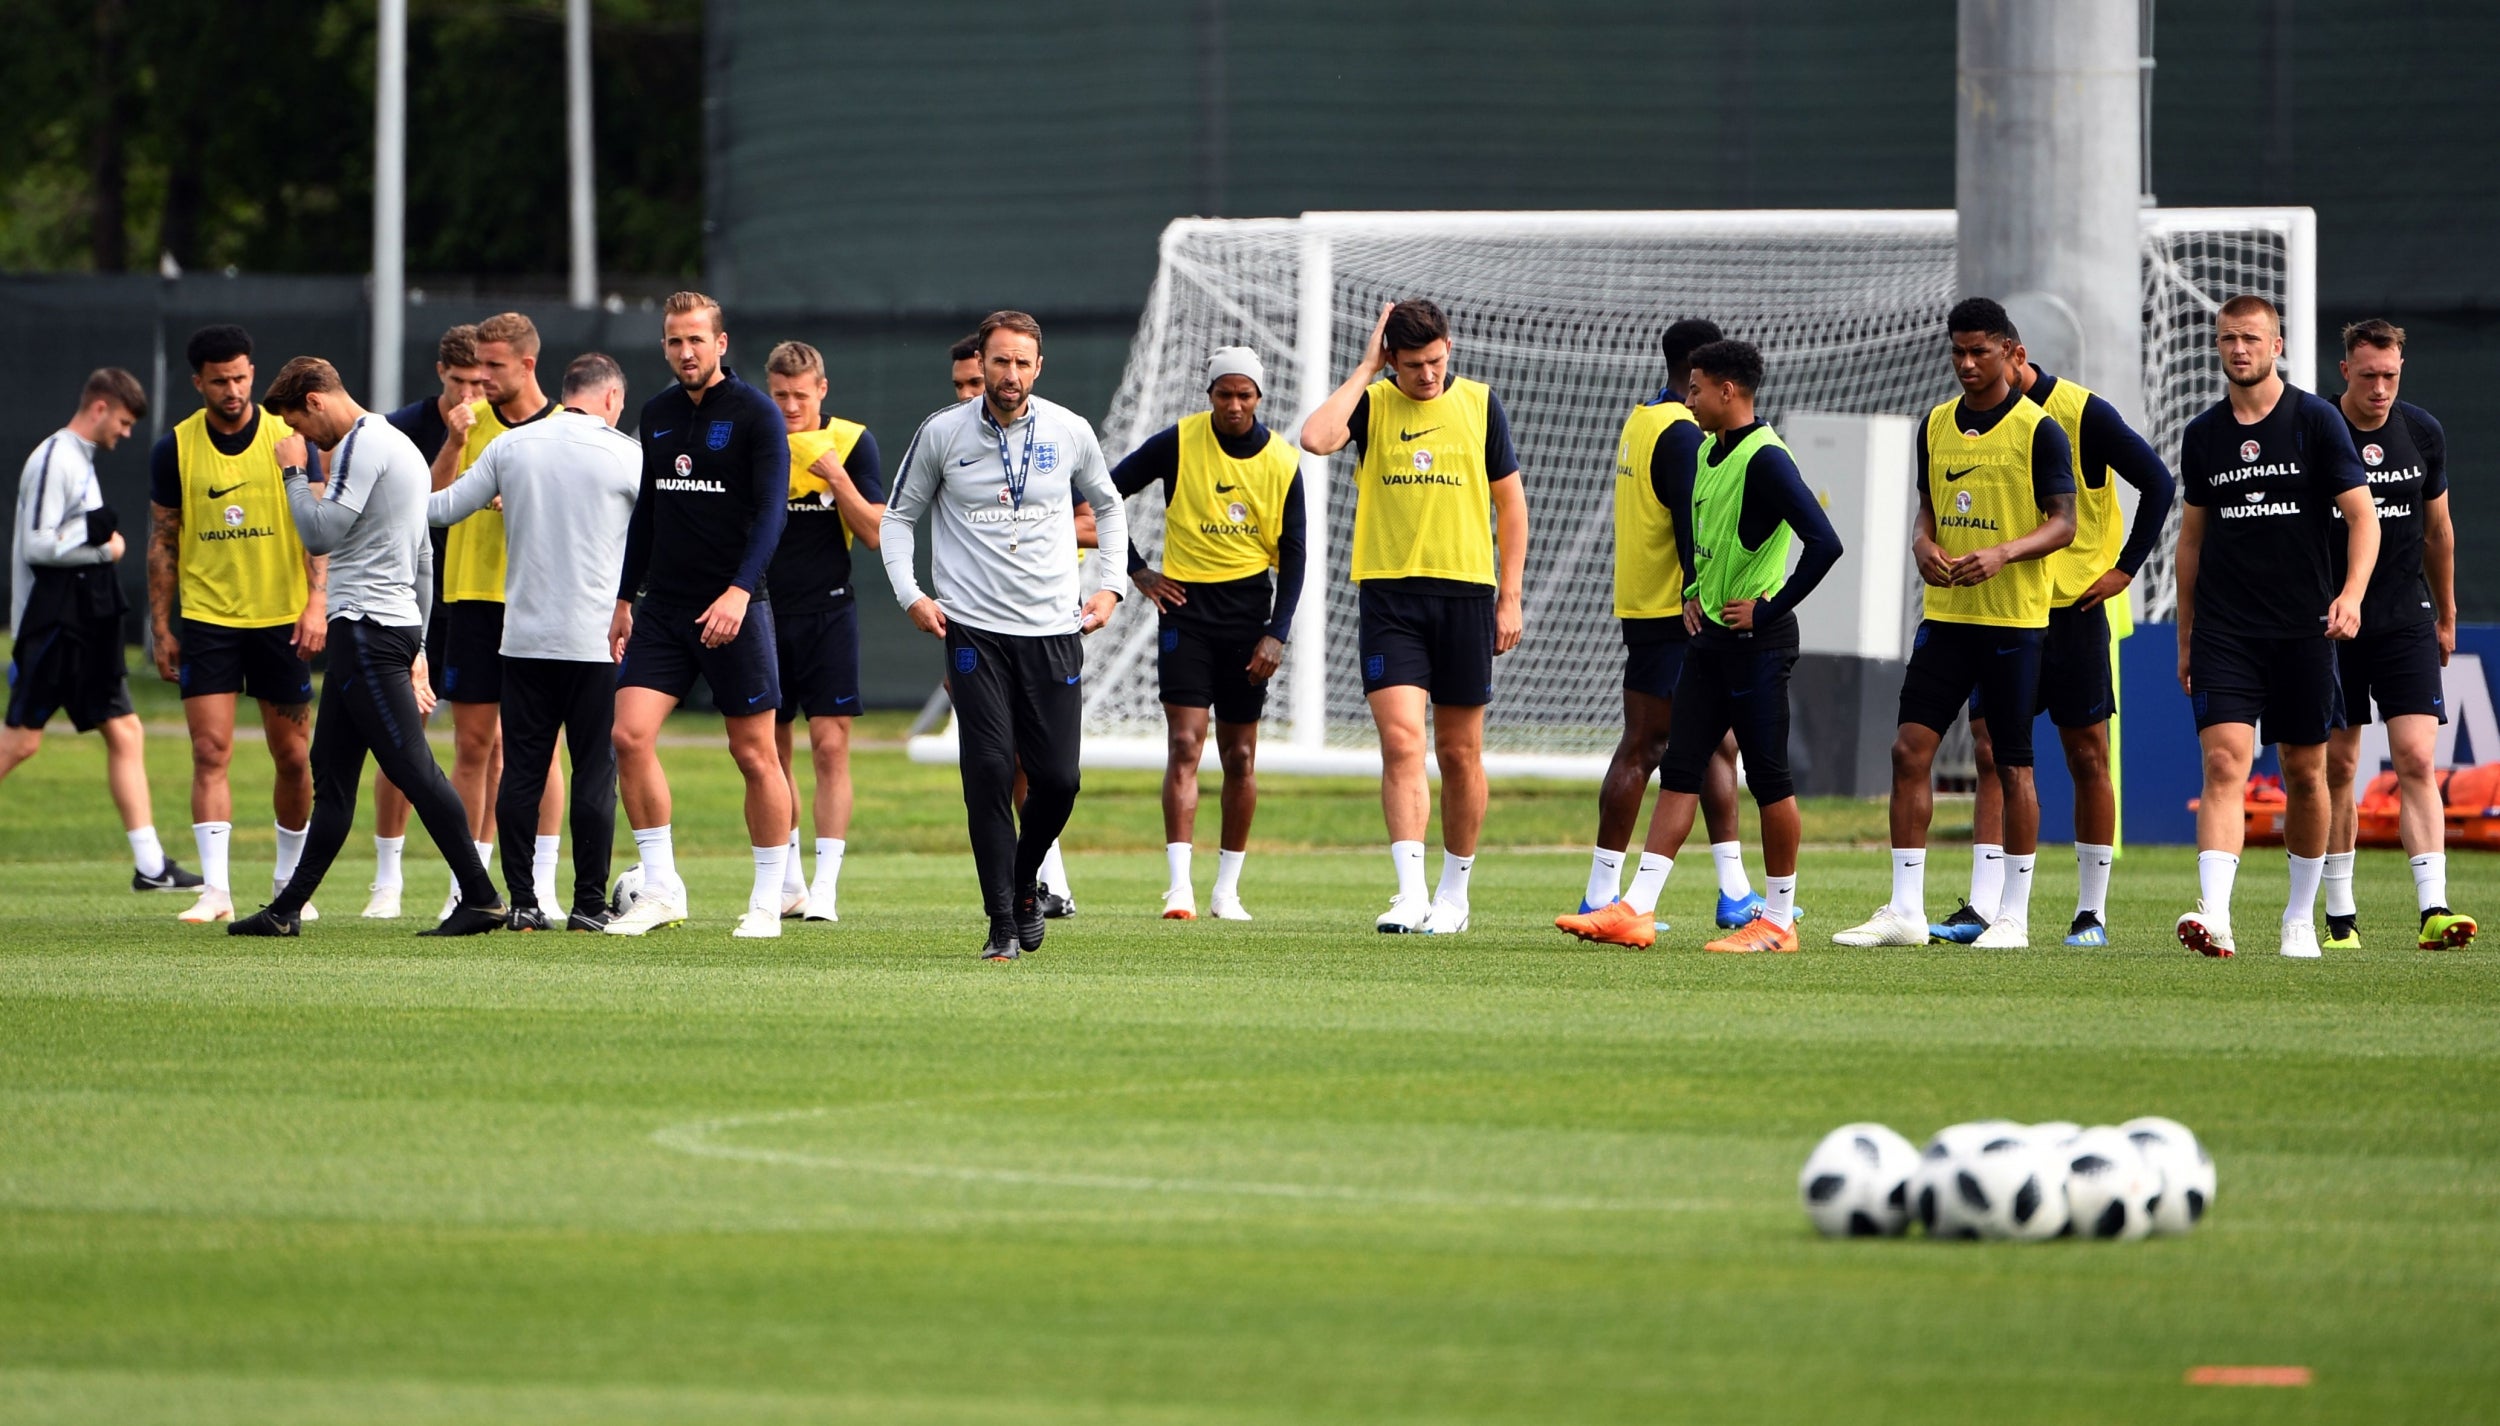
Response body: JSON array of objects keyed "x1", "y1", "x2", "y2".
[
  {"x1": 878, "y1": 310, "x2": 1127, "y2": 960},
  {"x1": 232, "y1": 357, "x2": 502, "y2": 938},
  {"x1": 426, "y1": 353, "x2": 641, "y2": 927}
]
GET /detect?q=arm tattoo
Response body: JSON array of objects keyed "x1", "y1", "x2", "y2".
[{"x1": 148, "y1": 502, "x2": 182, "y2": 625}]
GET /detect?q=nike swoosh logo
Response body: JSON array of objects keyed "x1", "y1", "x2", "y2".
[
  {"x1": 1214, "y1": 482, "x2": 1238, "y2": 493},
  {"x1": 649, "y1": 430, "x2": 672, "y2": 439},
  {"x1": 1944, "y1": 466, "x2": 1980, "y2": 482},
  {"x1": 957, "y1": 455, "x2": 982, "y2": 467},
  {"x1": 207, "y1": 481, "x2": 248, "y2": 498},
  {"x1": 1983, "y1": 853, "x2": 2003, "y2": 861},
  {"x1": 747, "y1": 693, "x2": 765, "y2": 705},
  {"x1": 1064, "y1": 674, "x2": 1080, "y2": 684},
  {"x1": 1398, "y1": 426, "x2": 1441, "y2": 442}
]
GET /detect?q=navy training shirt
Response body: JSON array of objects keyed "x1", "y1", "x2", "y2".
[
  {"x1": 2335, "y1": 399, "x2": 2446, "y2": 631},
  {"x1": 619, "y1": 367, "x2": 788, "y2": 608},
  {"x1": 2180, "y1": 385, "x2": 2367, "y2": 639},
  {"x1": 765, "y1": 422, "x2": 886, "y2": 614}
]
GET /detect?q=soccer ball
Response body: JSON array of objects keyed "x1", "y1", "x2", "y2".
[
  {"x1": 1910, "y1": 1120, "x2": 2021, "y2": 1239},
  {"x1": 609, "y1": 862, "x2": 647, "y2": 915},
  {"x1": 1797, "y1": 1123, "x2": 1919, "y2": 1237},
  {"x1": 2062, "y1": 1126, "x2": 2159, "y2": 1241},
  {"x1": 2122, "y1": 1116, "x2": 2218, "y2": 1235},
  {"x1": 2026, "y1": 1121, "x2": 2082, "y2": 1146},
  {"x1": 1957, "y1": 1131, "x2": 2070, "y2": 1241}
]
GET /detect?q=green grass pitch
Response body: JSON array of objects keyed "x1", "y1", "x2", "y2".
[{"x1": 0, "y1": 699, "x2": 2493, "y2": 1423}]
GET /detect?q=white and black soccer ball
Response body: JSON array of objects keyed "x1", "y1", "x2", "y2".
[
  {"x1": 1957, "y1": 1131, "x2": 2070, "y2": 1241},
  {"x1": 1798, "y1": 1123, "x2": 1919, "y2": 1237},
  {"x1": 1911, "y1": 1120, "x2": 2020, "y2": 1239},
  {"x1": 609, "y1": 862, "x2": 647, "y2": 915},
  {"x1": 2062, "y1": 1125, "x2": 2159, "y2": 1241},
  {"x1": 2122, "y1": 1115, "x2": 2217, "y2": 1235},
  {"x1": 2026, "y1": 1121, "x2": 2082, "y2": 1147}
]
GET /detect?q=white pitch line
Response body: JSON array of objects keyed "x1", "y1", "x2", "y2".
[{"x1": 649, "y1": 1101, "x2": 1729, "y2": 1215}]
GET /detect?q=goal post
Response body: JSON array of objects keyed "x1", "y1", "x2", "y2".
[{"x1": 905, "y1": 206, "x2": 2315, "y2": 780}]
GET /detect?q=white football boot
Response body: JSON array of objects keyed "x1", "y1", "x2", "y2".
[
  {"x1": 779, "y1": 889, "x2": 811, "y2": 919},
  {"x1": 803, "y1": 877, "x2": 839, "y2": 922},
  {"x1": 1421, "y1": 898, "x2": 1471, "y2": 935},
  {"x1": 362, "y1": 882, "x2": 403, "y2": 919},
  {"x1": 1973, "y1": 916, "x2": 2030, "y2": 949},
  {"x1": 1833, "y1": 907, "x2": 1928, "y2": 947},
  {"x1": 732, "y1": 907, "x2": 782, "y2": 939},
  {"x1": 179, "y1": 886, "x2": 234, "y2": 924},
  {"x1": 1162, "y1": 888, "x2": 1198, "y2": 921},
  {"x1": 603, "y1": 889, "x2": 689, "y2": 936},
  {"x1": 1208, "y1": 892, "x2": 1253, "y2": 922},
  {"x1": 2175, "y1": 903, "x2": 2236, "y2": 958},
  {"x1": 437, "y1": 879, "x2": 460, "y2": 924},
  {"x1": 1375, "y1": 893, "x2": 1432, "y2": 934},
  {"x1": 2278, "y1": 919, "x2": 2323, "y2": 960}
]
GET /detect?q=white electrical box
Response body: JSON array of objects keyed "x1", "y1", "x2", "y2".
[{"x1": 1782, "y1": 411, "x2": 1917, "y2": 661}]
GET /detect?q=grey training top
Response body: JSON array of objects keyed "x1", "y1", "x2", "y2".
[
  {"x1": 428, "y1": 409, "x2": 641, "y2": 662},
  {"x1": 880, "y1": 394, "x2": 1128, "y2": 638},
  {"x1": 284, "y1": 412, "x2": 432, "y2": 629},
  {"x1": 12, "y1": 428, "x2": 113, "y2": 635}
]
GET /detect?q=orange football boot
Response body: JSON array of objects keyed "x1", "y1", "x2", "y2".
[
  {"x1": 1703, "y1": 914, "x2": 1799, "y2": 954},
  {"x1": 1556, "y1": 898, "x2": 1657, "y2": 949}
]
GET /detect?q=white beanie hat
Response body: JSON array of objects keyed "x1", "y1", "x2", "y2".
[{"x1": 1205, "y1": 345, "x2": 1266, "y2": 394}]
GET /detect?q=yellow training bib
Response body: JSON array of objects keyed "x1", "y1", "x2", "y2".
[
  {"x1": 788, "y1": 416, "x2": 866, "y2": 541},
  {"x1": 2030, "y1": 376, "x2": 2122, "y2": 607},
  {"x1": 172, "y1": 407, "x2": 308, "y2": 628},
  {"x1": 441, "y1": 398, "x2": 555, "y2": 604},
  {"x1": 1349, "y1": 377, "x2": 1495, "y2": 585},
  {"x1": 1162, "y1": 413, "x2": 1298, "y2": 583},
  {"x1": 1611, "y1": 397, "x2": 1693, "y2": 619},
  {"x1": 1921, "y1": 396, "x2": 2057, "y2": 629}
]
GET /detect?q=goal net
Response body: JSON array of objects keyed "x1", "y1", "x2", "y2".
[{"x1": 914, "y1": 208, "x2": 2313, "y2": 778}]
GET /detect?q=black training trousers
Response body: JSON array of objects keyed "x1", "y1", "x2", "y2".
[
  {"x1": 274, "y1": 618, "x2": 495, "y2": 918},
  {"x1": 948, "y1": 623, "x2": 1084, "y2": 917},
  {"x1": 497, "y1": 656, "x2": 619, "y2": 913}
]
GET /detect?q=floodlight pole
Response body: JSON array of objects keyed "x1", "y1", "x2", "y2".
[
  {"x1": 566, "y1": 0, "x2": 598, "y2": 309},
  {"x1": 372, "y1": 0, "x2": 407, "y2": 409},
  {"x1": 1956, "y1": 0, "x2": 2144, "y2": 430}
]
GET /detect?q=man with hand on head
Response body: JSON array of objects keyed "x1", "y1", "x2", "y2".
[
  {"x1": 429, "y1": 353, "x2": 643, "y2": 932},
  {"x1": 1113, "y1": 345, "x2": 1308, "y2": 921},
  {"x1": 229, "y1": 358, "x2": 503, "y2": 937},
  {"x1": 882, "y1": 310, "x2": 1128, "y2": 960}
]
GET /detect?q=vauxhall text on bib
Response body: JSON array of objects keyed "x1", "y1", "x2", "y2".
[
  {"x1": 173, "y1": 407, "x2": 307, "y2": 628},
  {"x1": 1612, "y1": 398, "x2": 1694, "y2": 619},
  {"x1": 1163, "y1": 412, "x2": 1298, "y2": 583},
  {"x1": 1350, "y1": 377, "x2": 1495, "y2": 585},
  {"x1": 1921, "y1": 397, "x2": 2057, "y2": 629}
]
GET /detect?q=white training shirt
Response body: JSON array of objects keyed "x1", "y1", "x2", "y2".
[
  {"x1": 11, "y1": 429, "x2": 114, "y2": 637},
  {"x1": 428, "y1": 410, "x2": 642, "y2": 662}
]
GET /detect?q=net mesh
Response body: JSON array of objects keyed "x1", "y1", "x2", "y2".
[{"x1": 1084, "y1": 210, "x2": 2304, "y2": 759}]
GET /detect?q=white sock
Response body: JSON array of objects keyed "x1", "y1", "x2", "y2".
[
  {"x1": 749, "y1": 843, "x2": 787, "y2": 914},
  {"x1": 534, "y1": 834, "x2": 562, "y2": 897},
  {"x1": 1165, "y1": 841, "x2": 1194, "y2": 897},
  {"x1": 1710, "y1": 840, "x2": 1752, "y2": 899},
  {"x1": 813, "y1": 837, "x2": 846, "y2": 897},
  {"x1": 1999, "y1": 853, "x2": 2036, "y2": 926},
  {"x1": 128, "y1": 825, "x2": 166, "y2": 878},
  {"x1": 2411, "y1": 852, "x2": 2448, "y2": 914},
  {"x1": 2285, "y1": 852, "x2": 2325, "y2": 927},
  {"x1": 1585, "y1": 846, "x2": 1626, "y2": 907},
  {"x1": 2075, "y1": 843, "x2": 2114, "y2": 919},
  {"x1": 1390, "y1": 840, "x2": 1428, "y2": 903},
  {"x1": 1764, "y1": 873, "x2": 1797, "y2": 928},
  {"x1": 2197, "y1": 850, "x2": 2240, "y2": 924},
  {"x1": 273, "y1": 822, "x2": 308, "y2": 885},
  {"x1": 373, "y1": 835, "x2": 405, "y2": 889},
  {"x1": 2322, "y1": 850, "x2": 2358, "y2": 918},
  {"x1": 1038, "y1": 840, "x2": 1070, "y2": 896},
  {"x1": 1624, "y1": 853, "x2": 1673, "y2": 915},
  {"x1": 193, "y1": 821, "x2": 232, "y2": 892},
  {"x1": 633, "y1": 825, "x2": 680, "y2": 901},
  {"x1": 1213, "y1": 848, "x2": 1246, "y2": 900},
  {"x1": 1436, "y1": 851, "x2": 1474, "y2": 906},
  {"x1": 1888, "y1": 848, "x2": 1926, "y2": 922},
  {"x1": 473, "y1": 840, "x2": 494, "y2": 881},
  {"x1": 1969, "y1": 843, "x2": 2005, "y2": 921},
  {"x1": 782, "y1": 829, "x2": 806, "y2": 896}
]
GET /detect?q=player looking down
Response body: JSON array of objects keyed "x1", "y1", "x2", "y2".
[
  {"x1": 1557, "y1": 338, "x2": 1842, "y2": 953},
  {"x1": 881, "y1": 310, "x2": 1128, "y2": 960},
  {"x1": 2173, "y1": 296, "x2": 2378, "y2": 960},
  {"x1": 1835, "y1": 297, "x2": 2076, "y2": 951},
  {"x1": 761, "y1": 340, "x2": 886, "y2": 923},
  {"x1": 1945, "y1": 334, "x2": 2175, "y2": 948},
  {"x1": 1114, "y1": 345, "x2": 1308, "y2": 921},
  {"x1": 1299, "y1": 299, "x2": 1530, "y2": 935},
  {"x1": 229, "y1": 357, "x2": 502, "y2": 938}
]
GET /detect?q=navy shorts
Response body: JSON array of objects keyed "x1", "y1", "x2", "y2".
[
  {"x1": 2189, "y1": 626, "x2": 2344, "y2": 747},
  {"x1": 774, "y1": 601, "x2": 863, "y2": 723},
  {"x1": 177, "y1": 618, "x2": 313, "y2": 706},
  {"x1": 1968, "y1": 600, "x2": 2115, "y2": 731},
  {"x1": 1659, "y1": 641, "x2": 1798, "y2": 805},
  {"x1": 618, "y1": 598, "x2": 781, "y2": 714},
  {"x1": 1900, "y1": 620, "x2": 2045, "y2": 767},
  {"x1": 2337, "y1": 620, "x2": 2445, "y2": 724},
  {"x1": 1622, "y1": 619, "x2": 1691, "y2": 701},
  {"x1": 439, "y1": 600, "x2": 505, "y2": 705},
  {"x1": 7, "y1": 621, "x2": 135, "y2": 732},
  {"x1": 1358, "y1": 584, "x2": 1494, "y2": 707},
  {"x1": 1159, "y1": 618, "x2": 1271, "y2": 725}
]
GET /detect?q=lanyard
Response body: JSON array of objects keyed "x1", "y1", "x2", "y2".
[
  {"x1": 326, "y1": 419, "x2": 363, "y2": 502},
  {"x1": 985, "y1": 405, "x2": 1038, "y2": 551}
]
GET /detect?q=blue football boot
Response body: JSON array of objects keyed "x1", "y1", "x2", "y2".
[
  {"x1": 2064, "y1": 911, "x2": 2109, "y2": 947},
  {"x1": 1929, "y1": 900, "x2": 1989, "y2": 944}
]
